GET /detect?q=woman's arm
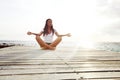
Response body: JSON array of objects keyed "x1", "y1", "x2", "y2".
[
  {"x1": 27, "y1": 31, "x2": 43, "y2": 36},
  {"x1": 55, "y1": 32, "x2": 71, "y2": 37}
]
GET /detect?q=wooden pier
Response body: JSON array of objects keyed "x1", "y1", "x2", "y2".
[{"x1": 0, "y1": 46, "x2": 120, "y2": 80}]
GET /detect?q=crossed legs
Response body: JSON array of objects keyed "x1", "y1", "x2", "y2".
[{"x1": 35, "y1": 35, "x2": 62, "y2": 50}]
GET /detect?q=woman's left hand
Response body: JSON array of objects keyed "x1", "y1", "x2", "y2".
[{"x1": 66, "y1": 33, "x2": 71, "y2": 37}]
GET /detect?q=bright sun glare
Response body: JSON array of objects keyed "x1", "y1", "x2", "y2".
[{"x1": 67, "y1": 0, "x2": 97, "y2": 49}]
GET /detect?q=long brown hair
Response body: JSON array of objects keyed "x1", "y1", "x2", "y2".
[{"x1": 43, "y1": 19, "x2": 55, "y2": 36}]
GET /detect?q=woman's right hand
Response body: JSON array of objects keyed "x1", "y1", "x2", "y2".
[{"x1": 27, "y1": 31, "x2": 32, "y2": 35}]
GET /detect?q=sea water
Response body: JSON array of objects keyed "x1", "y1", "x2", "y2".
[
  {"x1": 0, "y1": 40, "x2": 120, "y2": 52},
  {"x1": 95, "y1": 42, "x2": 120, "y2": 52}
]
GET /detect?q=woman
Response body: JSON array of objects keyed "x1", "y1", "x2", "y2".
[{"x1": 27, "y1": 18, "x2": 71, "y2": 50}]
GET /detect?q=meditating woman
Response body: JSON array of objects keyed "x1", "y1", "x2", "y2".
[{"x1": 27, "y1": 18, "x2": 71, "y2": 50}]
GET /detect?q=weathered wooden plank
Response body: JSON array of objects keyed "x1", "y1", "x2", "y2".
[{"x1": 0, "y1": 46, "x2": 120, "y2": 80}]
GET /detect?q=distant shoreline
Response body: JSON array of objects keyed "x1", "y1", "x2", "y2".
[
  {"x1": 0, "y1": 40, "x2": 36, "y2": 49},
  {"x1": 0, "y1": 43, "x2": 15, "y2": 48}
]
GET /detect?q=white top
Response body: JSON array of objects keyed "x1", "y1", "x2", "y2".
[{"x1": 41, "y1": 29, "x2": 57, "y2": 43}]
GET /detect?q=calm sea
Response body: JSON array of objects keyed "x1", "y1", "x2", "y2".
[{"x1": 0, "y1": 40, "x2": 120, "y2": 52}]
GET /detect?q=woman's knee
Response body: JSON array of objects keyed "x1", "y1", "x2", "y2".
[
  {"x1": 58, "y1": 37, "x2": 62, "y2": 41},
  {"x1": 35, "y1": 35, "x2": 40, "y2": 40}
]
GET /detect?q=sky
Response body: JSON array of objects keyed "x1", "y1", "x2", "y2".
[{"x1": 0, "y1": 0, "x2": 120, "y2": 42}]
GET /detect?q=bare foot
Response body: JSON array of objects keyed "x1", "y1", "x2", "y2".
[
  {"x1": 49, "y1": 47, "x2": 56, "y2": 50},
  {"x1": 41, "y1": 47, "x2": 47, "y2": 50},
  {"x1": 41, "y1": 47, "x2": 55, "y2": 50}
]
